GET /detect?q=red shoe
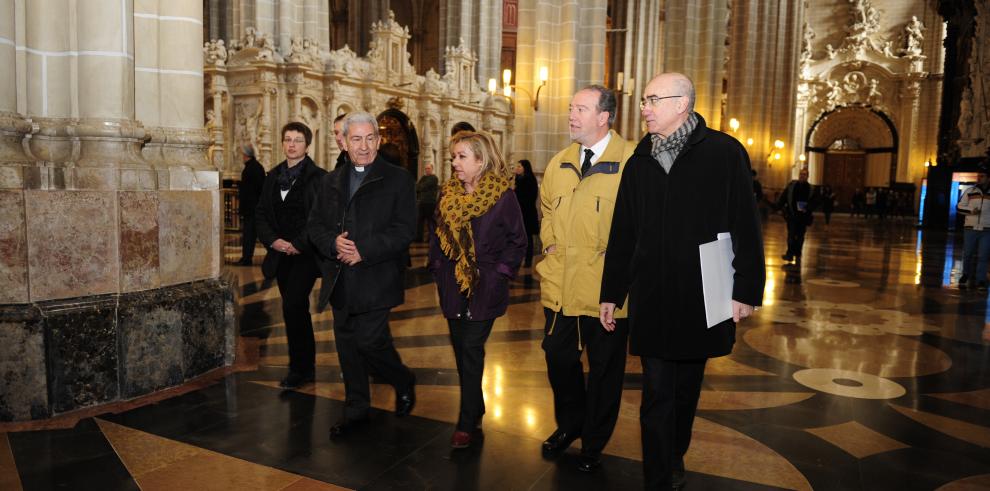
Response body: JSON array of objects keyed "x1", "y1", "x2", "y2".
[{"x1": 451, "y1": 431, "x2": 472, "y2": 448}]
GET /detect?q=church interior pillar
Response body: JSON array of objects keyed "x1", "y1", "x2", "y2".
[{"x1": 0, "y1": 0, "x2": 233, "y2": 423}]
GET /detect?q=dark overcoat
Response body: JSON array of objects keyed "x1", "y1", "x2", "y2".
[
  {"x1": 239, "y1": 157, "x2": 266, "y2": 215},
  {"x1": 308, "y1": 156, "x2": 417, "y2": 313},
  {"x1": 255, "y1": 156, "x2": 327, "y2": 279},
  {"x1": 600, "y1": 115, "x2": 766, "y2": 359},
  {"x1": 513, "y1": 173, "x2": 540, "y2": 236}
]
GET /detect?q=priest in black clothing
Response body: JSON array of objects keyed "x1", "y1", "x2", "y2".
[{"x1": 308, "y1": 111, "x2": 418, "y2": 437}]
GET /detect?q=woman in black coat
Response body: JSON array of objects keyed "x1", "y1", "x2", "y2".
[
  {"x1": 256, "y1": 122, "x2": 327, "y2": 390},
  {"x1": 513, "y1": 159, "x2": 540, "y2": 267}
]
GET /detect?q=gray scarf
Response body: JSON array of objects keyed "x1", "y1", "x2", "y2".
[{"x1": 650, "y1": 112, "x2": 699, "y2": 173}]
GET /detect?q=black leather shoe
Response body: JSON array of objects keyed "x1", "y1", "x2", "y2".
[
  {"x1": 395, "y1": 381, "x2": 416, "y2": 417},
  {"x1": 329, "y1": 417, "x2": 368, "y2": 438},
  {"x1": 577, "y1": 450, "x2": 601, "y2": 472},
  {"x1": 236, "y1": 258, "x2": 253, "y2": 266},
  {"x1": 279, "y1": 372, "x2": 314, "y2": 389},
  {"x1": 541, "y1": 429, "x2": 579, "y2": 457}
]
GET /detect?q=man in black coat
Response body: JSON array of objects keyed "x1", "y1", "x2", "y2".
[
  {"x1": 308, "y1": 111, "x2": 418, "y2": 437},
  {"x1": 599, "y1": 73, "x2": 766, "y2": 490},
  {"x1": 776, "y1": 168, "x2": 813, "y2": 263},
  {"x1": 238, "y1": 145, "x2": 266, "y2": 265},
  {"x1": 415, "y1": 163, "x2": 439, "y2": 242},
  {"x1": 256, "y1": 122, "x2": 327, "y2": 389},
  {"x1": 333, "y1": 112, "x2": 349, "y2": 169}
]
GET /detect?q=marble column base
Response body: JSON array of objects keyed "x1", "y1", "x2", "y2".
[{"x1": 0, "y1": 277, "x2": 237, "y2": 421}]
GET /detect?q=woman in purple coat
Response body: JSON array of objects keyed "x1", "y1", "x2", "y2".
[{"x1": 429, "y1": 130, "x2": 527, "y2": 448}]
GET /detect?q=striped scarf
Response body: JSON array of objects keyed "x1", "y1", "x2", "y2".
[{"x1": 650, "y1": 112, "x2": 698, "y2": 173}]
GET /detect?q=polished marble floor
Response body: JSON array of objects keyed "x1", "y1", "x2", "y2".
[{"x1": 3, "y1": 214, "x2": 990, "y2": 490}]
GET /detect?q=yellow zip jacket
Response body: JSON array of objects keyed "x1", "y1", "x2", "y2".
[{"x1": 536, "y1": 129, "x2": 636, "y2": 318}]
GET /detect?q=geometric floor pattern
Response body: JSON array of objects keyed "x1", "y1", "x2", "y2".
[{"x1": 2, "y1": 215, "x2": 990, "y2": 490}]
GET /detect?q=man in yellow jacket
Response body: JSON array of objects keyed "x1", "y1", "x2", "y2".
[{"x1": 536, "y1": 85, "x2": 636, "y2": 472}]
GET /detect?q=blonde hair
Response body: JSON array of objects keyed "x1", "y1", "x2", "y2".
[{"x1": 449, "y1": 130, "x2": 511, "y2": 180}]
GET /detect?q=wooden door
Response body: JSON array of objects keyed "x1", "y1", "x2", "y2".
[{"x1": 823, "y1": 152, "x2": 866, "y2": 211}]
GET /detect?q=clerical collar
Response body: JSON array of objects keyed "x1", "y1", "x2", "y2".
[{"x1": 352, "y1": 160, "x2": 375, "y2": 173}]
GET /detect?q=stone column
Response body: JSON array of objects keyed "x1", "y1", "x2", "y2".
[
  {"x1": 724, "y1": 0, "x2": 803, "y2": 189},
  {"x1": 73, "y1": 0, "x2": 151, "y2": 192},
  {"x1": 278, "y1": 0, "x2": 292, "y2": 57},
  {"x1": 317, "y1": 0, "x2": 330, "y2": 51},
  {"x1": 0, "y1": 0, "x2": 33, "y2": 193},
  {"x1": 897, "y1": 79, "x2": 922, "y2": 184},
  {"x1": 513, "y1": 0, "x2": 609, "y2": 172},
  {"x1": 0, "y1": 0, "x2": 233, "y2": 422},
  {"x1": 662, "y1": 0, "x2": 731, "y2": 131},
  {"x1": 615, "y1": 0, "x2": 662, "y2": 139}
]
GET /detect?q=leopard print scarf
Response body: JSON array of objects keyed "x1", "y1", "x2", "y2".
[{"x1": 435, "y1": 172, "x2": 511, "y2": 297}]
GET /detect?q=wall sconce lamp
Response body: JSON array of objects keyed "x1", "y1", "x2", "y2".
[
  {"x1": 494, "y1": 67, "x2": 549, "y2": 111},
  {"x1": 728, "y1": 118, "x2": 740, "y2": 133},
  {"x1": 614, "y1": 71, "x2": 635, "y2": 96},
  {"x1": 766, "y1": 139, "x2": 785, "y2": 164},
  {"x1": 746, "y1": 137, "x2": 754, "y2": 147}
]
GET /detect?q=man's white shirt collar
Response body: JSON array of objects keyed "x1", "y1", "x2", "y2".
[{"x1": 580, "y1": 132, "x2": 612, "y2": 166}]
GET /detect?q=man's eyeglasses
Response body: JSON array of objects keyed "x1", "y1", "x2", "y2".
[
  {"x1": 639, "y1": 95, "x2": 683, "y2": 110},
  {"x1": 282, "y1": 138, "x2": 306, "y2": 145}
]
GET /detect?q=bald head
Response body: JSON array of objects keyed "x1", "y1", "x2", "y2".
[{"x1": 641, "y1": 73, "x2": 696, "y2": 137}]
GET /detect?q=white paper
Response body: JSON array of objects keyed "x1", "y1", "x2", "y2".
[{"x1": 699, "y1": 232, "x2": 734, "y2": 328}]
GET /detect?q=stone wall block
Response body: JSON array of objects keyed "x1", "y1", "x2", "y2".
[
  {"x1": 42, "y1": 296, "x2": 120, "y2": 414},
  {"x1": 159, "y1": 190, "x2": 215, "y2": 286},
  {"x1": 117, "y1": 290, "x2": 183, "y2": 399},
  {"x1": 119, "y1": 192, "x2": 161, "y2": 292},
  {"x1": 180, "y1": 279, "x2": 227, "y2": 378},
  {"x1": 25, "y1": 190, "x2": 119, "y2": 301},
  {"x1": 0, "y1": 190, "x2": 28, "y2": 303},
  {"x1": 0, "y1": 306, "x2": 47, "y2": 421}
]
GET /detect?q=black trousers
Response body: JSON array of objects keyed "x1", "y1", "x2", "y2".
[
  {"x1": 640, "y1": 357, "x2": 707, "y2": 490},
  {"x1": 523, "y1": 234, "x2": 535, "y2": 267},
  {"x1": 241, "y1": 213, "x2": 257, "y2": 261},
  {"x1": 784, "y1": 216, "x2": 807, "y2": 259},
  {"x1": 332, "y1": 307, "x2": 415, "y2": 420},
  {"x1": 542, "y1": 308, "x2": 629, "y2": 453},
  {"x1": 416, "y1": 201, "x2": 436, "y2": 241},
  {"x1": 448, "y1": 317, "x2": 495, "y2": 431},
  {"x1": 275, "y1": 254, "x2": 319, "y2": 376}
]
